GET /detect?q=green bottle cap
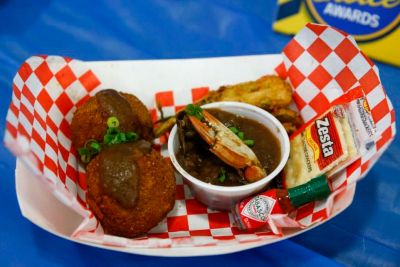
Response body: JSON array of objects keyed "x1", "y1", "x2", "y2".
[{"x1": 288, "y1": 175, "x2": 331, "y2": 208}]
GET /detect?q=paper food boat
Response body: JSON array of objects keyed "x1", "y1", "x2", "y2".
[{"x1": 5, "y1": 24, "x2": 396, "y2": 256}]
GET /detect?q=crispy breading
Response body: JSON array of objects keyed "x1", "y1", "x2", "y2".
[
  {"x1": 282, "y1": 122, "x2": 298, "y2": 136},
  {"x1": 122, "y1": 93, "x2": 154, "y2": 137},
  {"x1": 86, "y1": 144, "x2": 175, "y2": 238},
  {"x1": 270, "y1": 108, "x2": 303, "y2": 128},
  {"x1": 71, "y1": 90, "x2": 154, "y2": 152},
  {"x1": 202, "y1": 75, "x2": 292, "y2": 109}
]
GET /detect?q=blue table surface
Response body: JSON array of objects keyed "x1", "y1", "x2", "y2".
[{"x1": 0, "y1": 1, "x2": 399, "y2": 266}]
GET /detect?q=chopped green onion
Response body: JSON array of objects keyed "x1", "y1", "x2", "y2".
[
  {"x1": 107, "y1": 116, "x2": 119, "y2": 128},
  {"x1": 195, "y1": 113, "x2": 203, "y2": 121},
  {"x1": 107, "y1": 127, "x2": 119, "y2": 135},
  {"x1": 185, "y1": 104, "x2": 196, "y2": 115},
  {"x1": 237, "y1": 131, "x2": 245, "y2": 140},
  {"x1": 78, "y1": 117, "x2": 140, "y2": 163},
  {"x1": 90, "y1": 141, "x2": 101, "y2": 151},
  {"x1": 244, "y1": 139, "x2": 255, "y2": 147},
  {"x1": 229, "y1": 127, "x2": 239, "y2": 134},
  {"x1": 110, "y1": 134, "x2": 120, "y2": 144},
  {"x1": 77, "y1": 140, "x2": 102, "y2": 163},
  {"x1": 118, "y1": 132, "x2": 127, "y2": 142},
  {"x1": 126, "y1": 132, "x2": 138, "y2": 141},
  {"x1": 81, "y1": 154, "x2": 91, "y2": 163},
  {"x1": 85, "y1": 139, "x2": 101, "y2": 152},
  {"x1": 78, "y1": 147, "x2": 88, "y2": 156},
  {"x1": 78, "y1": 147, "x2": 91, "y2": 163},
  {"x1": 218, "y1": 168, "x2": 227, "y2": 183},
  {"x1": 103, "y1": 134, "x2": 113, "y2": 144},
  {"x1": 185, "y1": 104, "x2": 204, "y2": 121}
]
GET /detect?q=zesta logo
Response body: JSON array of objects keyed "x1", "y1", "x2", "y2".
[{"x1": 316, "y1": 117, "x2": 334, "y2": 158}]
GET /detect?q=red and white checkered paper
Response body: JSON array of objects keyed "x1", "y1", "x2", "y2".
[{"x1": 4, "y1": 23, "x2": 396, "y2": 249}]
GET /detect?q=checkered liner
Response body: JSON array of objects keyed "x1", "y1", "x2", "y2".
[
  {"x1": 4, "y1": 23, "x2": 395, "y2": 249},
  {"x1": 275, "y1": 23, "x2": 396, "y2": 226}
]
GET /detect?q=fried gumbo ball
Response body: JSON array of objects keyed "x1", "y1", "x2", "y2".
[
  {"x1": 86, "y1": 141, "x2": 176, "y2": 238},
  {"x1": 71, "y1": 89, "x2": 154, "y2": 151}
]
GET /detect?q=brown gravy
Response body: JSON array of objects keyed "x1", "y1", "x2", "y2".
[
  {"x1": 96, "y1": 89, "x2": 135, "y2": 132},
  {"x1": 177, "y1": 108, "x2": 281, "y2": 186},
  {"x1": 99, "y1": 141, "x2": 151, "y2": 208}
]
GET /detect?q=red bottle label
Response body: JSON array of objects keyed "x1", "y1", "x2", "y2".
[{"x1": 236, "y1": 190, "x2": 283, "y2": 230}]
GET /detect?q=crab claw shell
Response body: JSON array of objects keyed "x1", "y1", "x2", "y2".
[
  {"x1": 244, "y1": 166, "x2": 266, "y2": 183},
  {"x1": 187, "y1": 110, "x2": 266, "y2": 182},
  {"x1": 210, "y1": 142, "x2": 252, "y2": 169},
  {"x1": 187, "y1": 116, "x2": 216, "y2": 146}
]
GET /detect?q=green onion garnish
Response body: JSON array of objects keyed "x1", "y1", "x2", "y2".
[
  {"x1": 218, "y1": 168, "x2": 227, "y2": 183},
  {"x1": 244, "y1": 139, "x2": 255, "y2": 147},
  {"x1": 85, "y1": 140, "x2": 101, "y2": 152},
  {"x1": 185, "y1": 104, "x2": 196, "y2": 115},
  {"x1": 78, "y1": 147, "x2": 88, "y2": 156},
  {"x1": 229, "y1": 127, "x2": 239, "y2": 134},
  {"x1": 81, "y1": 154, "x2": 91, "y2": 163},
  {"x1": 230, "y1": 126, "x2": 254, "y2": 146},
  {"x1": 78, "y1": 147, "x2": 91, "y2": 163},
  {"x1": 103, "y1": 134, "x2": 113, "y2": 144},
  {"x1": 107, "y1": 116, "x2": 119, "y2": 128},
  {"x1": 126, "y1": 132, "x2": 138, "y2": 141},
  {"x1": 78, "y1": 116, "x2": 138, "y2": 163},
  {"x1": 185, "y1": 104, "x2": 204, "y2": 121},
  {"x1": 117, "y1": 132, "x2": 125, "y2": 142},
  {"x1": 107, "y1": 127, "x2": 119, "y2": 135},
  {"x1": 110, "y1": 134, "x2": 120, "y2": 145}
]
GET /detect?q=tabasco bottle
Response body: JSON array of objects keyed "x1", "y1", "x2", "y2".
[{"x1": 232, "y1": 175, "x2": 331, "y2": 230}]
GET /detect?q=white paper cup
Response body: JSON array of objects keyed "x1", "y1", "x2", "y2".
[{"x1": 168, "y1": 102, "x2": 290, "y2": 211}]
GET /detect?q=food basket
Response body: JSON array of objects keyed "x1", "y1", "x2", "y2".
[{"x1": 5, "y1": 24, "x2": 395, "y2": 256}]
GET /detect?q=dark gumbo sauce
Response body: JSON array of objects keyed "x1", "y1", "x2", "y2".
[{"x1": 177, "y1": 108, "x2": 281, "y2": 186}]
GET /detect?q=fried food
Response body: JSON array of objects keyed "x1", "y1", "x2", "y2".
[
  {"x1": 72, "y1": 90, "x2": 175, "y2": 238},
  {"x1": 282, "y1": 122, "x2": 298, "y2": 135},
  {"x1": 154, "y1": 75, "x2": 294, "y2": 137},
  {"x1": 86, "y1": 141, "x2": 175, "y2": 238},
  {"x1": 71, "y1": 89, "x2": 154, "y2": 151},
  {"x1": 200, "y1": 75, "x2": 292, "y2": 109},
  {"x1": 271, "y1": 108, "x2": 298, "y2": 123},
  {"x1": 271, "y1": 108, "x2": 304, "y2": 135}
]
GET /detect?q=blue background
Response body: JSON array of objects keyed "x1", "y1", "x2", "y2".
[{"x1": 0, "y1": 1, "x2": 399, "y2": 266}]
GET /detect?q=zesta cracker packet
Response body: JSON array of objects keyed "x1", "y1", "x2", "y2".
[{"x1": 284, "y1": 89, "x2": 376, "y2": 188}]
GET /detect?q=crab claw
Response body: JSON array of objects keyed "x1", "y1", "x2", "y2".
[{"x1": 187, "y1": 110, "x2": 266, "y2": 182}]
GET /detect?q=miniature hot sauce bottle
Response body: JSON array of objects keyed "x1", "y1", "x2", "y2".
[{"x1": 232, "y1": 175, "x2": 331, "y2": 230}]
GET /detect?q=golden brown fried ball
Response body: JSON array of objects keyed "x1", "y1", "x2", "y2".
[
  {"x1": 71, "y1": 89, "x2": 154, "y2": 151},
  {"x1": 86, "y1": 141, "x2": 176, "y2": 238}
]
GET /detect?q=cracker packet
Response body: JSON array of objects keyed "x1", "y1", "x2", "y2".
[{"x1": 284, "y1": 87, "x2": 376, "y2": 188}]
